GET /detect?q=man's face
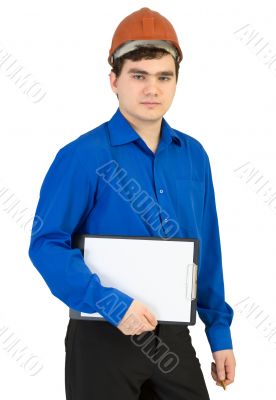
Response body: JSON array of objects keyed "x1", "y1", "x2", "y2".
[{"x1": 109, "y1": 54, "x2": 177, "y2": 124}]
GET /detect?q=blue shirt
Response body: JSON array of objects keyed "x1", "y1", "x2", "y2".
[{"x1": 28, "y1": 107, "x2": 234, "y2": 352}]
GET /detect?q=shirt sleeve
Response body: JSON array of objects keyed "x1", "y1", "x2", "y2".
[
  {"x1": 28, "y1": 142, "x2": 134, "y2": 326},
  {"x1": 197, "y1": 151, "x2": 234, "y2": 352}
]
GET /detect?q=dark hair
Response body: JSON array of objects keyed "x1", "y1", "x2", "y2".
[{"x1": 111, "y1": 46, "x2": 180, "y2": 83}]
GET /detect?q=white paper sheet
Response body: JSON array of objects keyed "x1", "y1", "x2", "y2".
[{"x1": 80, "y1": 236, "x2": 196, "y2": 323}]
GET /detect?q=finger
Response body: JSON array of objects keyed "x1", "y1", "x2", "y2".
[
  {"x1": 133, "y1": 319, "x2": 147, "y2": 335},
  {"x1": 134, "y1": 325, "x2": 147, "y2": 335},
  {"x1": 130, "y1": 316, "x2": 143, "y2": 331},
  {"x1": 124, "y1": 313, "x2": 154, "y2": 335},
  {"x1": 211, "y1": 370, "x2": 218, "y2": 380},
  {"x1": 225, "y1": 363, "x2": 235, "y2": 381},
  {"x1": 211, "y1": 372, "x2": 218, "y2": 382},
  {"x1": 215, "y1": 362, "x2": 226, "y2": 381},
  {"x1": 120, "y1": 313, "x2": 135, "y2": 330},
  {"x1": 226, "y1": 370, "x2": 235, "y2": 382},
  {"x1": 211, "y1": 363, "x2": 218, "y2": 381},
  {"x1": 134, "y1": 322, "x2": 152, "y2": 335},
  {"x1": 122, "y1": 313, "x2": 141, "y2": 332},
  {"x1": 144, "y1": 309, "x2": 157, "y2": 327},
  {"x1": 211, "y1": 362, "x2": 217, "y2": 375},
  {"x1": 121, "y1": 317, "x2": 141, "y2": 335},
  {"x1": 141, "y1": 315, "x2": 157, "y2": 332}
]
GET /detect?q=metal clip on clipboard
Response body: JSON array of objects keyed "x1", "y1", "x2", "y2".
[{"x1": 186, "y1": 263, "x2": 198, "y2": 300}]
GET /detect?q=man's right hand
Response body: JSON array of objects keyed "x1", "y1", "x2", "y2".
[{"x1": 117, "y1": 300, "x2": 158, "y2": 335}]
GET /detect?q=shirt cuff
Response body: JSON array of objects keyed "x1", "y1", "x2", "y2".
[
  {"x1": 205, "y1": 325, "x2": 233, "y2": 353},
  {"x1": 96, "y1": 284, "x2": 134, "y2": 327}
]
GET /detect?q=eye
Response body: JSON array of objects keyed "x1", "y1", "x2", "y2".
[
  {"x1": 132, "y1": 74, "x2": 144, "y2": 80},
  {"x1": 131, "y1": 74, "x2": 171, "y2": 81}
]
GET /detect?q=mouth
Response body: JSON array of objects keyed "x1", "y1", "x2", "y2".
[{"x1": 141, "y1": 102, "x2": 161, "y2": 107}]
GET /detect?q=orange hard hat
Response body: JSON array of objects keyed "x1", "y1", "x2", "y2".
[{"x1": 108, "y1": 7, "x2": 183, "y2": 66}]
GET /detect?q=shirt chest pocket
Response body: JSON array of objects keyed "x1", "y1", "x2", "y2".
[{"x1": 175, "y1": 179, "x2": 205, "y2": 232}]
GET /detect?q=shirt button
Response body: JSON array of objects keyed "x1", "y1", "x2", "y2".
[
  {"x1": 164, "y1": 218, "x2": 168, "y2": 222},
  {"x1": 159, "y1": 189, "x2": 164, "y2": 194}
]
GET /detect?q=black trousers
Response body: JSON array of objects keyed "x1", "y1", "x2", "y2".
[{"x1": 65, "y1": 319, "x2": 210, "y2": 400}]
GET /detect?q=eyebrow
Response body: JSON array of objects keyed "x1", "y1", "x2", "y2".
[{"x1": 127, "y1": 68, "x2": 174, "y2": 77}]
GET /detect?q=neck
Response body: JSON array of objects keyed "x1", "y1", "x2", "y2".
[{"x1": 120, "y1": 107, "x2": 162, "y2": 152}]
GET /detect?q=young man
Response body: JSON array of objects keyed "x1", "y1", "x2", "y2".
[{"x1": 28, "y1": 7, "x2": 236, "y2": 400}]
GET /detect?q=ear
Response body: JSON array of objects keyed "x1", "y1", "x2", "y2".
[{"x1": 109, "y1": 71, "x2": 118, "y2": 95}]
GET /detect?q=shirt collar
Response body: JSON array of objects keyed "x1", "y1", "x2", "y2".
[{"x1": 107, "y1": 107, "x2": 182, "y2": 147}]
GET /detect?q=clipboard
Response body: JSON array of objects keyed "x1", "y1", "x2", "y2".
[{"x1": 69, "y1": 234, "x2": 199, "y2": 325}]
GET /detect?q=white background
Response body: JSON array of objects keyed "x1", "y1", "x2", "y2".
[{"x1": 1, "y1": 0, "x2": 276, "y2": 398}]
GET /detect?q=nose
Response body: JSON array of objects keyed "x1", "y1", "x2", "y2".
[{"x1": 143, "y1": 78, "x2": 160, "y2": 97}]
